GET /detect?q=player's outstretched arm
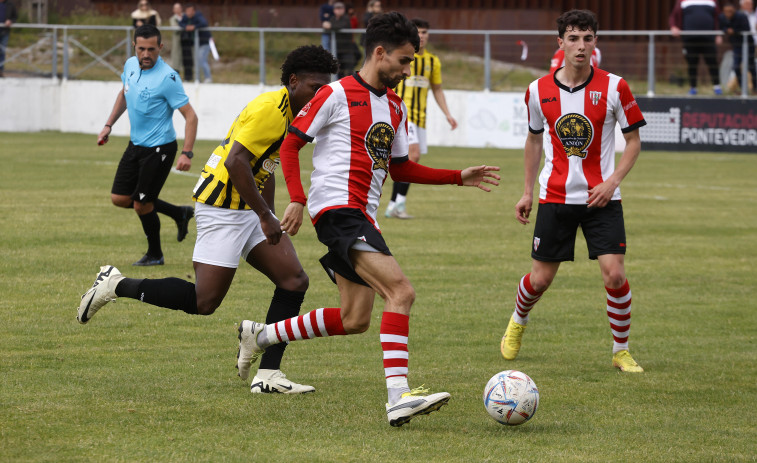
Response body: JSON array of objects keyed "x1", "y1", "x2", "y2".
[{"x1": 460, "y1": 165, "x2": 501, "y2": 192}]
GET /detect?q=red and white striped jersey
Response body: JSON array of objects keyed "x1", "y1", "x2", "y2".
[
  {"x1": 526, "y1": 67, "x2": 646, "y2": 205},
  {"x1": 288, "y1": 73, "x2": 409, "y2": 228},
  {"x1": 549, "y1": 48, "x2": 602, "y2": 74}
]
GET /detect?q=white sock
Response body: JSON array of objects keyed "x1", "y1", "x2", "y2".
[
  {"x1": 395, "y1": 194, "x2": 407, "y2": 207},
  {"x1": 387, "y1": 376, "x2": 410, "y2": 405},
  {"x1": 387, "y1": 200, "x2": 395, "y2": 210}
]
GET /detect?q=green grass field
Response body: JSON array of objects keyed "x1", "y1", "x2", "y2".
[{"x1": 1, "y1": 132, "x2": 756, "y2": 462}]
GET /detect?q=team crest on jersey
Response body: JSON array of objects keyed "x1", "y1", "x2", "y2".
[
  {"x1": 555, "y1": 113, "x2": 593, "y2": 158},
  {"x1": 139, "y1": 88, "x2": 150, "y2": 101},
  {"x1": 365, "y1": 122, "x2": 394, "y2": 171},
  {"x1": 589, "y1": 91, "x2": 602, "y2": 106}
]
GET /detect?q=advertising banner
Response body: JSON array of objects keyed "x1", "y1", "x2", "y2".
[{"x1": 637, "y1": 97, "x2": 757, "y2": 153}]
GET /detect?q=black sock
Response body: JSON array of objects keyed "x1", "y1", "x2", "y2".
[
  {"x1": 395, "y1": 182, "x2": 410, "y2": 197},
  {"x1": 259, "y1": 288, "x2": 306, "y2": 370},
  {"x1": 154, "y1": 199, "x2": 181, "y2": 221},
  {"x1": 116, "y1": 277, "x2": 198, "y2": 314},
  {"x1": 138, "y1": 210, "x2": 162, "y2": 257},
  {"x1": 115, "y1": 277, "x2": 143, "y2": 298}
]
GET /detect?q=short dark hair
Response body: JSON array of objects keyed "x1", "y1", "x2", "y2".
[
  {"x1": 134, "y1": 24, "x2": 161, "y2": 45},
  {"x1": 280, "y1": 45, "x2": 339, "y2": 86},
  {"x1": 556, "y1": 9, "x2": 598, "y2": 38},
  {"x1": 364, "y1": 11, "x2": 420, "y2": 56},
  {"x1": 412, "y1": 18, "x2": 430, "y2": 30}
]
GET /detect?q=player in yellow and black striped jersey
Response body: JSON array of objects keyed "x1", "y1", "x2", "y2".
[
  {"x1": 77, "y1": 46, "x2": 338, "y2": 395},
  {"x1": 387, "y1": 18, "x2": 458, "y2": 219},
  {"x1": 193, "y1": 87, "x2": 291, "y2": 210}
]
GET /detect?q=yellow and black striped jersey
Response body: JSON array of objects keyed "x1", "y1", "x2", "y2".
[
  {"x1": 193, "y1": 87, "x2": 292, "y2": 209},
  {"x1": 394, "y1": 50, "x2": 443, "y2": 129}
]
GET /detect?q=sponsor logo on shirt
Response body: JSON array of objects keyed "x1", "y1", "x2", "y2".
[
  {"x1": 555, "y1": 113, "x2": 594, "y2": 158},
  {"x1": 542, "y1": 97, "x2": 557, "y2": 103},
  {"x1": 350, "y1": 100, "x2": 368, "y2": 107},
  {"x1": 262, "y1": 158, "x2": 278, "y2": 173},
  {"x1": 297, "y1": 102, "x2": 312, "y2": 117},
  {"x1": 623, "y1": 100, "x2": 638, "y2": 111},
  {"x1": 365, "y1": 122, "x2": 394, "y2": 172}
]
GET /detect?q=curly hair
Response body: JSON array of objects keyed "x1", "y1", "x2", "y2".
[
  {"x1": 364, "y1": 12, "x2": 420, "y2": 56},
  {"x1": 556, "y1": 9, "x2": 598, "y2": 38},
  {"x1": 280, "y1": 45, "x2": 339, "y2": 86}
]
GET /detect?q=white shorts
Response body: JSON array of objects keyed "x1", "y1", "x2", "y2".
[
  {"x1": 192, "y1": 202, "x2": 270, "y2": 268},
  {"x1": 407, "y1": 121, "x2": 428, "y2": 155}
]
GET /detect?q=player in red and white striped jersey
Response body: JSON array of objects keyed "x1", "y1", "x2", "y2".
[
  {"x1": 500, "y1": 9, "x2": 646, "y2": 373},
  {"x1": 235, "y1": 12, "x2": 500, "y2": 427}
]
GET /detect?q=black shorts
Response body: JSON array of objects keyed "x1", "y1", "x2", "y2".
[
  {"x1": 531, "y1": 201, "x2": 626, "y2": 262},
  {"x1": 111, "y1": 140, "x2": 177, "y2": 203},
  {"x1": 314, "y1": 208, "x2": 392, "y2": 287}
]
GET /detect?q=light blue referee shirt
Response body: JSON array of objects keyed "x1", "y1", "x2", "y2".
[{"x1": 122, "y1": 56, "x2": 189, "y2": 147}]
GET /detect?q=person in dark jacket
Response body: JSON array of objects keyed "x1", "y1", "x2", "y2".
[
  {"x1": 720, "y1": 1, "x2": 756, "y2": 92},
  {"x1": 180, "y1": 3, "x2": 212, "y2": 82},
  {"x1": 670, "y1": 0, "x2": 724, "y2": 95},
  {"x1": 0, "y1": 0, "x2": 18, "y2": 77}
]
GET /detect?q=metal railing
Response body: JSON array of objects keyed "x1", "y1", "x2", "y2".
[{"x1": 2, "y1": 24, "x2": 754, "y2": 98}]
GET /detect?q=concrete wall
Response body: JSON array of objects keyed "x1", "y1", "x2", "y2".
[{"x1": 0, "y1": 77, "x2": 625, "y2": 152}]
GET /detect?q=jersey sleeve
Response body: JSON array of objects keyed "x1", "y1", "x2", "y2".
[
  {"x1": 525, "y1": 82, "x2": 545, "y2": 134},
  {"x1": 390, "y1": 101, "x2": 410, "y2": 159},
  {"x1": 163, "y1": 72, "x2": 190, "y2": 110},
  {"x1": 431, "y1": 55, "x2": 443, "y2": 85},
  {"x1": 235, "y1": 100, "x2": 286, "y2": 158},
  {"x1": 614, "y1": 78, "x2": 647, "y2": 133},
  {"x1": 288, "y1": 85, "x2": 336, "y2": 142},
  {"x1": 549, "y1": 49, "x2": 563, "y2": 74}
]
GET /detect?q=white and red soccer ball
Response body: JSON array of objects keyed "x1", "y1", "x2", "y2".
[{"x1": 483, "y1": 370, "x2": 540, "y2": 425}]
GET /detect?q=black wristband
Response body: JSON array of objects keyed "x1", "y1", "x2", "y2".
[{"x1": 104, "y1": 124, "x2": 112, "y2": 128}]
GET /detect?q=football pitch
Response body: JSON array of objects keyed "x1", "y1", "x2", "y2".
[{"x1": 1, "y1": 132, "x2": 755, "y2": 462}]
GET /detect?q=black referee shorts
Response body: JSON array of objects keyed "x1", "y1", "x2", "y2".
[
  {"x1": 531, "y1": 201, "x2": 626, "y2": 262},
  {"x1": 111, "y1": 140, "x2": 177, "y2": 203},
  {"x1": 314, "y1": 208, "x2": 392, "y2": 287}
]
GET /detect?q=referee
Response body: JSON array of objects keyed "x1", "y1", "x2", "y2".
[{"x1": 98, "y1": 24, "x2": 198, "y2": 266}]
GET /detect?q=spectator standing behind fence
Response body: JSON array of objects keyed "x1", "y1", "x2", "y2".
[
  {"x1": 180, "y1": 3, "x2": 212, "y2": 83},
  {"x1": 669, "y1": 0, "x2": 724, "y2": 95},
  {"x1": 324, "y1": 2, "x2": 355, "y2": 78},
  {"x1": 319, "y1": 0, "x2": 335, "y2": 51},
  {"x1": 361, "y1": 0, "x2": 382, "y2": 45},
  {"x1": 131, "y1": 0, "x2": 162, "y2": 28},
  {"x1": 740, "y1": 0, "x2": 757, "y2": 53},
  {"x1": 169, "y1": 3, "x2": 183, "y2": 74},
  {"x1": 721, "y1": 1, "x2": 757, "y2": 93},
  {"x1": 0, "y1": 0, "x2": 18, "y2": 78}
]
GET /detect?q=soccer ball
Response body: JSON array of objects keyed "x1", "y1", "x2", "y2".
[{"x1": 483, "y1": 370, "x2": 540, "y2": 425}]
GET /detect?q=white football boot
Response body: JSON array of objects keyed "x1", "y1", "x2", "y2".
[
  {"x1": 236, "y1": 320, "x2": 266, "y2": 380},
  {"x1": 250, "y1": 369, "x2": 316, "y2": 394},
  {"x1": 77, "y1": 265, "x2": 124, "y2": 324},
  {"x1": 386, "y1": 386, "x2": 450, "y2": 427}
]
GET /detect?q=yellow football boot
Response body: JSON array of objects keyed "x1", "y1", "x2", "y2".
[
  {"x1": 612, "y1": 350, "x2": 644, "y2": 373},
  {"x1": 500, "y1": 316, "x2": 526, "y2": 360}
]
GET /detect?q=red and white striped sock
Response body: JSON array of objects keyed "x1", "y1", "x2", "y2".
[
  {"x1": 381, "y1": 311, "x2": 410, "y2": 404},
  {"x1": 261, "y1": 307, "x2": 346, "y2": 347},
  {"x1": 512, "y1": 273, "x2": 543, "y2": 325},
  {"x1": 606, "y1": 280, "x2": 632, "y2": 354}
]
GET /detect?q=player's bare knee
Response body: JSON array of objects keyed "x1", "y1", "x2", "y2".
[
  {"x1": 343, "y1": 317, "x2": 370, "y2": 334},
  {"x1": 603, "y1": 271, "x2": 626, "y2": 290},
  {"x1": 386, "y1": 281, "x2": 415, "y2": 308},
  {"x1": 133, "y1": 202, "x2": 153, "y2": 215},
  {"x1": 111, "y1": 195, "x2": 132, "y2": 208},
  {"x1": 195, "y1": 297, "x2": 221, "y2": 315},
  {"x1": 281, "y1": 270, "x2": 309, "y2": 293}
]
